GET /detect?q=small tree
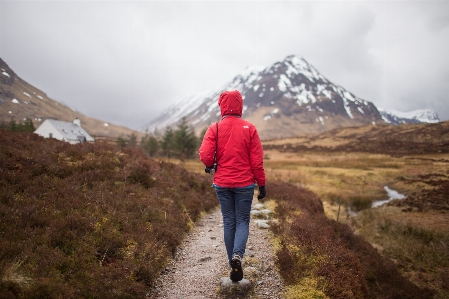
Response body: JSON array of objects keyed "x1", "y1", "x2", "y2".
[
  {"x1": 23, "y1": 118, "x2": 36, "y2": 132},
  {"x1": 116, "y1": 133, "x2": 138, "y2": 148},
  {"x1": 116, "y1": 136, "x2": 128, "y2": 148},
  {"x1": 4, "y1": 118, "x2": 35, "y2": 132},
  {"x1": 127, "y1": 133, "x2": 137, "y2": 147},
  {"x1": 172, "y1": 117, "x2": 198, "y2": 160},
  {"x1": 8, "y1": 119, "x2": 17, "y2": 132},
  {"x1": 160, "y1": 127, "x2": 174, "y2": 158},
  {"x1": 141, "y1": 134, "x2": 159, "y2": 157}
]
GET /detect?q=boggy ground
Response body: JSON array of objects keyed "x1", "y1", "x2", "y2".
[{"x1": 257, "y1": 150, "x2": 449, "y2": 298}]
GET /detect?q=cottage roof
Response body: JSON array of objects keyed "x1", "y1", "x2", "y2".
[{"x1": 46, "y1": 119, "x2": 94, "y2": 142}]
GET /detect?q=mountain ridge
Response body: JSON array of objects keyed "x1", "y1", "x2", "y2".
[
  {"x1": 378, "y1": 107, "x2": 439, "y2": 125},
  {"x1": 143, "y1": 55, "x2": 439, "y2": 140}
]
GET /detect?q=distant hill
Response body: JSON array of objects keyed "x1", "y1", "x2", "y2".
[
  {"x1": 263, "y1": 120, "x2": 449, "y2": 155},
  {"x1": 0, "y1": 58, "x2": 141, "y2": 139},
  {"x1": 378, "y1": 108, "x2": 440, "y2": 125},
  {"x1": 142, "y1": 55, "x2": 439, "y2": 140}
]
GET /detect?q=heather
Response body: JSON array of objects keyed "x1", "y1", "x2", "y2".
[
  {"x1": 268, "y1": 182, "x2": 434, "y2": 299},
  {"x1": 0, "y1": 131, "x2": 217, "y2": 298}
]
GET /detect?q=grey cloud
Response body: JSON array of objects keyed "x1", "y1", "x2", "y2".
[
  {"x1": 420, "y1": 2, "x2": 449, "y2": 31},
  {"x1": 1, "y1": 1, "x2": 448, "y2": 129}
]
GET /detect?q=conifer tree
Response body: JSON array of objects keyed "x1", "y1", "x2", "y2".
[
  {"x1": 116, "y1": 136, "x2": 128, "y2": 148},
  {"x1": 8, "y1": 119, "x2": 17, "y2": 132},
  {"x1": 160, "y1": 127, "x2": 174, "y2": 158},
  {"x1": 23, "y1": 118, "x2": 36, "y2": 132},
  {"x1": 127, "y1": 133, "x2": 137, "y2": 147},
  {"x1": 172, "y1": 117, "x2": 198, "y2": 160},
  {"x1": 141, "y1": 134, "x2": 159, "y2": 157}
]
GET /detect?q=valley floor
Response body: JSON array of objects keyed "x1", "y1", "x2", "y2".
[{"x1": 182, "y1": 150, "x2": 449, "y2": 297}]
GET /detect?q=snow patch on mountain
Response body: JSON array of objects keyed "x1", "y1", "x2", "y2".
[{"x1": 378, "y1": 108, "x2": 440, "y2": 124}]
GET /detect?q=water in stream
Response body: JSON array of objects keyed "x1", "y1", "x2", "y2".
[
  {"x1": 371, "y1": 186, "x2": 406, "y2": 208},
  {"x1": 346, "y1": 186, "x2": 406, "y2": 216}
]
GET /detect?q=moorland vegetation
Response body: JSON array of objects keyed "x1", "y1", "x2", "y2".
[
  {"x1": 0, "y1": 130, "x2": 217, "y2": 298},
  {"x1": 2, "y1": 120, "x2": 447, "y2": 298},
  {"x1": 182, "y1": 121, "x2": 449, "y2": 298}
]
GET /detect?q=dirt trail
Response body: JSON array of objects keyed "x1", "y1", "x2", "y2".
[{"x1": 150, "y1": 197, "x2": 284, "y2": 299}]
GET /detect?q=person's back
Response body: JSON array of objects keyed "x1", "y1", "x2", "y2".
[
  {"x1": 213, "y1": 116, "x2": 264, "y2": 187},
  {"x1": 199, "y1": 90, "x2": 266, "y2": 282}
]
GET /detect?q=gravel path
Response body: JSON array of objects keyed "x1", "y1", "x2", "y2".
[{"x1": 149, "y1": 198, "x2": 284, "y2": 299}]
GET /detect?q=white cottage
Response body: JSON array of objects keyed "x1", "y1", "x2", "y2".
[{"x1": 34, "y1": 118, "x2": 94, "y2": 144}]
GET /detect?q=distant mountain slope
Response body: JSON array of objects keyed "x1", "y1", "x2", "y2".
[
  {"x1": 378, "y1": 108, "x2": 440, "y2": 125},
  {"x1": 0, "y1": 58, "x2": 141, "y2": 139},
  {"x1": 143, "y1": 55, "x2": 439, "y2": 140},
  {"x1": 263, "y1": 120, "x2": 449, "y2": 155}
]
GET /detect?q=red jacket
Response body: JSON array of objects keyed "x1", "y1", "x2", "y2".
[{"x1": 199, "y1": 90, "x2": 266, "y2": 188}]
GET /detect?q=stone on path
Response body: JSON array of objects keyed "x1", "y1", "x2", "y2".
[
  {"x1": 199, "y1": 256, "x2": 212, "y2": 262},
  {"x1": 254, "y1": 219, "x2": 270, "y2": 229},
  {"x1": 252, "y1": 203, "x2": 265, "y2": 210},
  {"x1": 219, "y1": 277, "x2": 252, "y2": 295},
  {"x1": 250, "y1": 210, "x2": 263, "y2": 217}
]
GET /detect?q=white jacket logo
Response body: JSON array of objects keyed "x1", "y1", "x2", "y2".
[{"x1": 243, "y1": 125, "x2": 249, "y2": 129}]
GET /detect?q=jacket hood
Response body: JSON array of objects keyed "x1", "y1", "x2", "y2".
[{"x1": 218, "y1": 90, "x2": 243, "y2": 118}]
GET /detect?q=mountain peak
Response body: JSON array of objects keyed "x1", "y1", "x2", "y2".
[
  {"x1": 143, "y1": 55, "x2": 437, "y2": 139},
  {"x1": 283, "y1": 54, "x2": 304, "y2": 63}
]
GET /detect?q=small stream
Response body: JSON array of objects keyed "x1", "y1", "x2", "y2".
[
  {"x1": 347, "y1": 186, "x2": 406, "y2": 216},
  {"x1": 371, "y1": 186, "x2": 406, "y2": 208}
]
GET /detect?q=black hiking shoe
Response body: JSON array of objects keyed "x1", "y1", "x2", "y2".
[{"x1": 230, "y1": 254, "x2": 243, "y2": 282}]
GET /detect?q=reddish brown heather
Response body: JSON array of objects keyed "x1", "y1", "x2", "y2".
[
  {"x1": 267, "y1": 182, "x2": 434, "y2": 299},
  {"x1": 0, "y1": 131, "x2": 217, "y2": 299}
]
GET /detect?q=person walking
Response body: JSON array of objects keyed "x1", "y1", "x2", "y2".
[{"x1": 199, "y1": 90, "x2": 266, "y2": 282}]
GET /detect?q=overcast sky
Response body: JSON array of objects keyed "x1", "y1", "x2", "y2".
[{"x1": 1, "y1": 0, "x2": 448, "y2": 129}]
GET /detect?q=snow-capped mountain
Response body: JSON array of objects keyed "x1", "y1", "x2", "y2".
[
  {"x1": 378, "y1": 108, "x2": 440, "y2": 125},
  {"x1": 143, "y1": 55, "x2": 439, "y2": 139}
]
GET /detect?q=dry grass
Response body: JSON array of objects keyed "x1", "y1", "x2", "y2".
[
  {"x1": 355, "y1": 207, "x2": 449, "y2": 295},
  {"x1": 262, "y1": 150, "x2": 447, "y2": 211}
]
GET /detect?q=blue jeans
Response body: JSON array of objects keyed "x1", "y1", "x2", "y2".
[{"x1": 214, "y1": 186, "x2": 254, "y2": 263}]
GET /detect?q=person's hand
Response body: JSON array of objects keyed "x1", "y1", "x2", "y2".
[{"x1": 257, "y1": 186, "x2": 266, "y2": 200}]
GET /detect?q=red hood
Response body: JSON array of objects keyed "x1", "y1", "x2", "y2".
[{"x1": 218, "y1": 90, "x2": 243, "y2": 118}]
